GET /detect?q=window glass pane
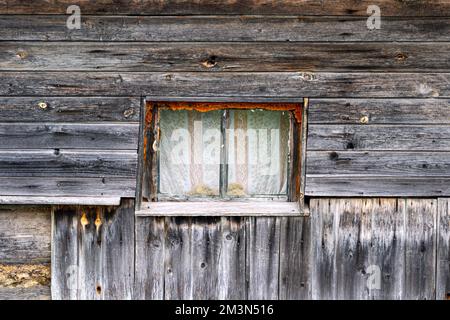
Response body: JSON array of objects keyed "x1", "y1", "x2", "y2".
[
  {"x1": 227, "y1": 110, "x2": 289, "y2": 197},
  {"x1": 158, "y1": 109, "x2": 222, "y2": 198}
]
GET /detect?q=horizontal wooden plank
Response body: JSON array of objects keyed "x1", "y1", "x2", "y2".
[
  {"x1": 0, "y1": 206, "x2": 51, "y2": 264},
  {"x1": 1, "y1": 72, "x2": 449, "y2": 98},
  {"x1": 305, "y1": 176, "x2": 450, "y2": 196},
  {"x1": 1, "y1": 1, "x2": 449, "y2": 16},
  {"x1": 309, "y1": 99, "x2": 450, "y2": 124},
  {"x1": 0, "y1": 177, "x2": 135, "y2": 197},
  {"x1": 307, "y1": 151, "x2": 450, "y2": 176},
  {"x1": 0, "y1": 150, "x2": 137, "y2": 177},
  {"x1": 1, "y1": 16, "x2": 449, "y2": 41},
  {"x1": 0, "y1": 123, "x2": 139, "y2": 149},
  {"x1": 0, "y1": 97, "x2": 139, "y2": 122},
  {"x1": 308, "y1": 125, "x2": 450, "y2": 151},
  {"x1": 0, "y1": 196, "x2": 121, "y2": 205},
  {"x1": 136, "y1": 201, "x2": 300, "y2": 216},
  {"x1": 0, "y1": 286, "x2": 50, "y2": 300},
  {"x1": 2, "y1": 42, "x2": 450, "y2": 72}
]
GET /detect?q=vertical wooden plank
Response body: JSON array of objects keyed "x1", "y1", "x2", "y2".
[
  {"x1": 246, "y1": 217, "x2": 280, "y2": 299},
  {"x1": 437, "y1": 198, "x2": 450, "y2": 300},
  {"x1": 100, "y1": 199, "x2": 135, "y2": 300},
  {"x1": 404, "y1": 199, "x2": 437, "y2": 300},
  {"x1": 164, "y1": 217, "x2": 193, "y2": 299},
  {"x1": 365, "y1": 199, "x2": 406, "y2": 300},
  {"x1": 279, "y1": 216, "x2": 311, "y2": 299},
  {"x1": 310, "y1": 198, "x2": 338, "y2": 299},
  {"x1": 51, "y1": 206, "x2": 79, "y2": 300},
  {"x1": 134, "y1": 216, "x2": 165, "y2": 300},
  {"x1": 216, "y1": 217, "x2": 246, "y2": 300},
  {"x1": 51, "y1": 200, "x2": 135, "y2": 300},
  {"x1": 163, "y1": 217, "x2": 246, "y2": 300}
]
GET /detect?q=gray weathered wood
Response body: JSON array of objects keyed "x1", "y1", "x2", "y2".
[
  {"x1": 437, "y1": 198, "x2": 450, "y2": 300},
  {"x1": 305, "y1": 177, "x2": 450, "y2": 197},
  {"x1": 308, "y1": 125, "x2": 450, "y2": 151},
  {"x1": 404, "y1": 199, "x2": 437, "y2": 300},
  {"x1": 246, "y1": 217, "x2": 281, "y2": 299},
  {"x1": 3, "y1": 42, "x2": 450, "y2": 72},
  {"x1": 0, "y1": 206, "x2": 51, "y2": 264},
  {"x1": 136, "y1": 201, "x2": 300, "y2": 216},
  {"x1": 0, "y1": 177, "x2": 135, "y2": 197},
  {"x1": 2, "y1": 72, "x2": 449, "y2": 98},
  {"x1": 0, "y1": 196, "x2": 121, "y2": 205},
  {"x1": 0, "y1": 150, "x2": 137, "y2": 177},
  {"x1": 51, "y1": 200, "x2": 135, "y2": 300},
  {"x1": 0, "y1": 123, "x2": 139, "y2": 150},
  {"x1": 307, "y1": 151, "x2": 450, "y2": 176},
  {"x1": 134, "y1": 217, "x2": 166, "y2": 300},
  {"x1": 0, "y1": 97, "x2": 139, "y2": 122},
  {"x1": 1, "y1": 1, "x2": 449, "y2": 16},
  {"x1": 279, "y1": 216, "x2": 311, "y2": 299},
  {"x1": 309, "y1": 99, "x2": 450, "y2": 125},
  {"x1": 2, "y1": 16, "x2": 448, "y2": 42},
  {"x1": 0, "y1": 286, "x2": 50, "y2": 300}
]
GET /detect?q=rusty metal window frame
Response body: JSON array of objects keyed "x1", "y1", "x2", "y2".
[{"x1": 135, "y1": 97, "x2": 309, "y2": 216}]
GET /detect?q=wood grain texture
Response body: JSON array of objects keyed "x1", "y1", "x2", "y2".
[
  {"x1": 3, "y1": 42, "x2": 450, "y2": 72},
  {"x1": 134, "y1": 217, "x2": 165, "y2": 300},
  {"x1": 307, "y1": 151, "x2": 450, "y2": 176},
  {"x1": 0, "y1": 206, "x2": 51, "y2": 264},
  {"x1": 246, "y1": 217, "x2": 280, "y2": 299},
  {"x1": 163, "y1": 217, "x2": 246, "y2": 299},
  {"x1": 279, "y1": 217, "x2": 311, "y2": 299},
  {"x1": 437, "y1": 198, "x2": 450, "y2": 300},
  {"x1": 404, "y1": 199, "x2": 437, "y2": 300},
  {"x1": 51, "y1": 200, "x2": 135, "y2": 300},
  {"x1": 1, "y1": 72, "x2": 449, "y2": 98},
  {"x1": 1, "y1": 16, "x2": 449, "y2": 42},
  {"x1": 309, "y1": 99, "x2": 450, "y2": 125},
  {"x1": 0, "y1": 196, "x2": 121, "y2": 205},
  {"x1": 1, "y1": 1, "x2": 449, "y2": 16},
  {"x1": 310, "y1": 198, "x2": 434, "y2": 300},
  {"x1": 0, "y1": 97, "x2": 139, "y2": 122},
  {"x1": 0, "y1": 177, "x2": 136, "y2": 197},
  {"x1": 0, "y1": 286, "x2": 50, "y2": 300},
  {"x1": 0, "y1": 150, "x2": 137, "y2": 177},
  {"x1": 305, "y1": 177, "x2": 450, "y2": 197},
  {"x1": 0, "y1": 123, "x2": 139, "y2": 150},
  {"x1": 308, "y1": 125, "x2": 450, "y2": 151}
]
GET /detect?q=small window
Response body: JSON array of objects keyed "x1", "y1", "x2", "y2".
[{"x1": 136, "y1": 100, "x2": 308, "y2": 216}]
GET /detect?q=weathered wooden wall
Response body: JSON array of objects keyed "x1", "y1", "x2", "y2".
[
  {"x1": 51, "y1": 198, "x2": 450, "y2": 300},
  {"x1": 0, "y1": 1, "x2": 449, "y2": 300}
]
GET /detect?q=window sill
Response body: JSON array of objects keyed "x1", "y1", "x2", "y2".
[{"x1": 135, "y1": 201, "x2": 303, "y2": 217}]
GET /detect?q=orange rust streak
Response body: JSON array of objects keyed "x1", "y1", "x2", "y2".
[{"x1": 146, "y1": 101, "x2": 303, "y2": 124}]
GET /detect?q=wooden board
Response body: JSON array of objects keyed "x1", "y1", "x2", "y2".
[
  {"x1": 0, "y1": 206, "x2": 51, "y2": 264},
  {"x1": 307, "y1": 151, "x2": 450, "y2": 176},
  {"x1": 310, "y1": 198, "x2": 437, "y2": 299},
  {"x1": 3, "y1": 42, "x2": 450, "y2": 72},
  {"x1": 1, "y1": 16, "x2": 448, "y2": 42},
  {"x1": 51, "y1": 200, "x2": 135, "y2": 300},
  {"x1": 2, "y1": 72, "x2": 449, "y2": 98},
  {"x1": 0, "y1": 97, "x2": 139, "y2": 122},
  {"x1": 437, "y1": 198, "x2": 450, "y2": 300},
  {"x1": 0, "y1": 177, "x2": 136, "y2": 197},
  {"x1": 309, "y1": 99, "x2": 450, "y2": 125},
  {"x1": 305, "y1": 177, "x2": 450, "y2": 197},
  {"x1": 0, "y1": 123, "x2": 138, "y2": 150},
  {"x1": 308, "y1": 125, "x2": 450, "y2": 151},
  {"x1": 0, "y1": 286, "x2": 50, "y2": 300},
  {"x1": 1, "y1": 1, "x2": 449, "y2": 16},
  {"x1": 0, "y1": 150, "x2": 137, "y2": 177}
]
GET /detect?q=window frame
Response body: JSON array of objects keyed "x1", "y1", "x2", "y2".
[{"x1": 135, "y1": 97, "x2": 309, "y2": 216}]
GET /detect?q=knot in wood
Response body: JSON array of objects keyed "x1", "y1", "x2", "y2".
[{"x1": 38, "y1": 102, "x2": 48, "y2": 110}]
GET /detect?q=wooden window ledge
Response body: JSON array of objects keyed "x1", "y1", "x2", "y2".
[{"x1": 135, "y1": 201, "x2": 301, "y2": 217}]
